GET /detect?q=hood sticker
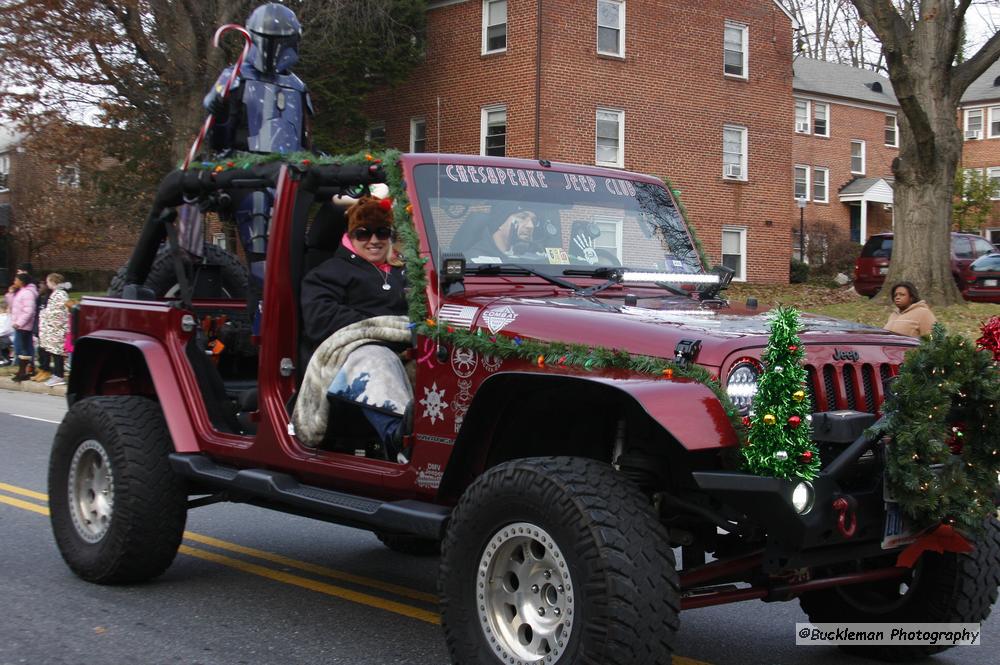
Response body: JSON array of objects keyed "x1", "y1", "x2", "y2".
[
  {"x1": 451, "y1": 347, "x2": 478, "y2": 378},
  {"x1": 419, "y1": 383, "x2": 450, "y2": 425},
  {"x1": 482, "y1": 305, "x2": 517, "y2": 334},
  {"x1": 438, "y1": 304, "x2": 478, "y2": 330}
]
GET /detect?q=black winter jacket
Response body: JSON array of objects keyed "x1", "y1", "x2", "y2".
[{"x1": 300, "y1": 245, "x2": 407, "y2": 361}]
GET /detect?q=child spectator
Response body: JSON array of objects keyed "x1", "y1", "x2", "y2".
[
  {"x1": 32, "y1": 278, "x2": 52, "y2": 382},
  {"x1": 9, "y1": 273, "x2": 38, "y2": 382},
  {"x1": 38, "y1": 273, "x2": 71, "y2": 387},
  {"x1": 0, "y1": 301, "x2": 12, "y2": 366}
]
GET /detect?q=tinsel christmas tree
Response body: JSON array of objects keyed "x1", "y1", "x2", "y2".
[
  {"x1": 742, "y1": 306, "x2": 820, "y2": 480},
  {"x1": 876, "y1": 323, "x2": 1000, "y2": 534}
]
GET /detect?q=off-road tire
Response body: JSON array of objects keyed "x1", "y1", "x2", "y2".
[
  {"x1": 440, "y1": 457, "x2": 679, "y2": 665},
  {"x1": 48, "y1": 396, "x2": 188, "y2": 584},
  {"x1": 799, "y1": 517, "x2": 1000, "y2": 661},
  {"x1": 107, "y1": 242, "x2": 248, "y2": 299},
  {"x1": 375, "y1": 532, "x2": 441, "y2": 556}
]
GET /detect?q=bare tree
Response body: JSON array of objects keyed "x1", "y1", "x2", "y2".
[
  {"x1": 785, "y1": 0, "x2": 887, "y2": 70},
  {"x1": 847, "y1": 1, "x2": 1000, "y2": 305}
]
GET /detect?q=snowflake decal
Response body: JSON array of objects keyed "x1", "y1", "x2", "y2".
[{"x1": 419, "y1": 382, "x2": 450, "y2": 425}]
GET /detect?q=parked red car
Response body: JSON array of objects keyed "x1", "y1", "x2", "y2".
[
  {"x1": 853, "y1": 232, "x2": 997, "y2": 297},
  {"x1": 962, "y1": 252, "x2": 1000, "y2": 302}
]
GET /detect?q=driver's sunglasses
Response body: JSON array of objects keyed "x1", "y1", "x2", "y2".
[{"x1": 351, "y1": 227, "x2": 394, "y2": 241}]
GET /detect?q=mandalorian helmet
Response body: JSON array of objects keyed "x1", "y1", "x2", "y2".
[{"x1": 246, "y1": 3, "x2": 302, "y2": 75}]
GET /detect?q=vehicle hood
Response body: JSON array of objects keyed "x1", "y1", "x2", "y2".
[{"x1": 441, "y1": 291, "x2": 914, "y2": 368}]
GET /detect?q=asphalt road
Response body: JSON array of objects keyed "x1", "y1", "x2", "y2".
[{"x1": 1, "y1": 389, "x2": 997, "y2": 665}]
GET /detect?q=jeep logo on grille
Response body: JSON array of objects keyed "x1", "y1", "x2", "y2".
[{"x1": 833, "y1": 349, "x2": 860, "y2": 362}]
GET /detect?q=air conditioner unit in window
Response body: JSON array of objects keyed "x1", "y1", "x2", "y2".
[
  {"x1": 795, "y1": 122, "x2": 810, "y2": 133},
  {"x1": 965, "y1": 129, "x2": 982, "y2": 140},
  {"x1": 724, "y1": 164, "x2": 743, "y2": 179}
]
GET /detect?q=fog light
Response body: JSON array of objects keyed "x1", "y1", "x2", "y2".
[{"x1": 791, "y1": 481, "x2": 814, "y2": 515}]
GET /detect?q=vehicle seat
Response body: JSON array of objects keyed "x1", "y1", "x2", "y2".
[{"x1": 304, "y1": 202, "x2": 347, "y2": 276}]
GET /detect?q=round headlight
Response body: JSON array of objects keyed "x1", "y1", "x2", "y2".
[
  {"x1": 791, "y1": 481, "x2": 815, "y2": 515},
  {"x1": 726, "y1": 360, "x2": 761, "y2": 414}
]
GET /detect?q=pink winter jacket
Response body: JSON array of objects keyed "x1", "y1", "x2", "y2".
[{"x1": 11, "y1": 283, "x2": 38, "y2": 331}]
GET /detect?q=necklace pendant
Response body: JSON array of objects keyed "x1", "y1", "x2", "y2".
[{"x1": 382, "y1": 283, "x2": 392, "y2": 291}]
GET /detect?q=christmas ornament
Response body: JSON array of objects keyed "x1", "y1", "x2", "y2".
[
  {"x1": 788, "y1": 345, "x2": 798, "y2": 352},
  {"x1": 775, "y1": 451, "x2": 788, "y2": 460},
  {"x1": 662, "y1": 368, "x2": 674, "y2": 379},
  {"x1": 742, "y1": 416, "x2": 751, "y2": 427},
  {"x1": 800, "y1": 450, "x2": 813, "y2": 463},
  {"x1": 792, "y1": 390, "x2": 805, "y2": 402},
  {"x1": 774, "y1": 365, "x2": 784, "y2": 373},
  {"x1": 787, "y1": 415, "x2": 802, "y2": 429},
  {"x1": 763, "y1": 414, "x2": 777, "y2": 425},
  {"x1": 976, "y1": 315, "x2": 1000, "y2": 362}
]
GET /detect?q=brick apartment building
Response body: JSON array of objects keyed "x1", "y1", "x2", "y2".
[
  {"x1": 364, "y1": 0, "x2": 798, "y2": 283},
  {"x1": 791, "y1": 57, "x2": 899, "y2": 254},
  {"x1": 958, "y1": 57, "x2": 1000, "y2": 245}
]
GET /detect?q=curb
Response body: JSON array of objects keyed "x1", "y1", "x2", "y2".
[{"x1": 0, "y1": 370, "x2": 68, "y2": 397}]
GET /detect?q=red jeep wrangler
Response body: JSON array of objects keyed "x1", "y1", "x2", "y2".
[{"x1": 48, "y1": 153, "x2": 999, "y2": 664}]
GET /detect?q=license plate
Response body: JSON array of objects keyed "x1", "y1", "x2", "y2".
[
  {"x1": 985, "y1": 279, "x2": 997, "y2": 287},
  {"x1": 882, "y1": 501, "x2": 917, "y2": 549},
  {"x1": 879, "y1": 267, "x2": 888, "y2": 275}
]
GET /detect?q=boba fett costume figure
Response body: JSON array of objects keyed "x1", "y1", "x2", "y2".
[{"x1": 204, "y1": 2, "x2": 313, "y2": 155}]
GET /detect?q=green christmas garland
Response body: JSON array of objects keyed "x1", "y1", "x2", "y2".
[
  {"x1": 872, "y1": 323, "x2": 1000, "y2": 535},
  {"x1": 189, "y1": 150, "x2": 747, "y2": 440}
]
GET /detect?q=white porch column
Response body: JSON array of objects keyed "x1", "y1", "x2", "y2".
[{"x1": 859, "y1": 197, "x2": 868, "y2": 243}]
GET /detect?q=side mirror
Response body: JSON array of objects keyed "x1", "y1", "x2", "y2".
[{"x1": 440, "y1": 253, "x2": 466, "y2": 295}]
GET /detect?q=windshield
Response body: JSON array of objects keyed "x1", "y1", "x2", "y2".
[{"x1": 412, "y1": 163, "x2": 703, "y2": 277}]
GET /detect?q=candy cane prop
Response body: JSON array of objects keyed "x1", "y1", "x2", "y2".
[{"x1": 182, "y1": 24, "x2": 253, "y2": 170}]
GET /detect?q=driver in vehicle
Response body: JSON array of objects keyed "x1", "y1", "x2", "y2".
[{"x1": 466, "y1": 204, "x2": 539, "y2": 261}]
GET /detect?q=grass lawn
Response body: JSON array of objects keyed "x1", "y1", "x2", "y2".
[{"x1": 727, "y1": 282, "x2": 1000, "y2": 340}]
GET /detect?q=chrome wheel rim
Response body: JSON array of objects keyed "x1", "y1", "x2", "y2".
[
  {"x1": 477, "y1": 522, "x2": 575, "y2": 663},
  {"x1": 67, "y1": 439, "x2": 114, "y2": 543}
]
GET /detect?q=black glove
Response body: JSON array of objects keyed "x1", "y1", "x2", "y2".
[{"x1": 207, "y1": 96, "x2": 227, "y2": 118}]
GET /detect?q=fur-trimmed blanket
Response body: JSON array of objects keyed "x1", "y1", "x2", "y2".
[{"x1": 293, "y1": 315, "x2": 411, "y2": 447}]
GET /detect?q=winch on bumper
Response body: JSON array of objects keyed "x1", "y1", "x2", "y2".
[{"x1": 693, "y1": 411, "x2": 891, "y2": 571}]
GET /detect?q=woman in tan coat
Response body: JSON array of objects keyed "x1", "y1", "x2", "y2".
[{"x1": 884, "y1": 281, "x2": 937, "y2": 337}]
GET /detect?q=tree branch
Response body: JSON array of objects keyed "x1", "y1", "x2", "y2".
[{"x1": 954, "y1": 28, "x2": 1000, "y2": 93}]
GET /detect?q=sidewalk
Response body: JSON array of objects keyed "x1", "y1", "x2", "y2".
[{"x1": 0, "y1": 366, "x2": 68, "y2": 396}]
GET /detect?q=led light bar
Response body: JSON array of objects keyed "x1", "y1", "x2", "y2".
[{"x1": 621, "y1": 272, "x2": 720, "y2": 284}]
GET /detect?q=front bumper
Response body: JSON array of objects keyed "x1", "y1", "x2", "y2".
[{"x1": 693, "y1": 417, "x2": 889, "y2": 571}]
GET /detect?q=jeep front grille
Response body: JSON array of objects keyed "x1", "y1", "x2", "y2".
[{"x1": 805, "y1": 363, "x2": 895, "y2": 414}]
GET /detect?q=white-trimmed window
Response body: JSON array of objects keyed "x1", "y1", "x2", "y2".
[
  {"x1": 813, "y1": 167, "x2": 829, "y2": 203},
  {"x1": 989, "y1": 107, "x2": 1000, "y2": 138},
  {"x1": 57, "y1": 165, "x2": 80, "y2": 188},
  {"x1": 595, "y1": 107, "x2": 624, "y2": 167},
  {"x1": 410, "y1": 117, "x2": 426, "y2": 153},
  {"x1": 794, "y1": 165, "x2": 810, "y2": 201},
  {"x1": 850, "y1": 140, "x2": 865, "y2": 175},
  {"x1": 988, "y1": 167, "x2": 1000, "y2": 200},
  {"x1": 794, "y1": 99, "x2": 810, "y2": 133},
  {"x1": 813, "y1": 102, "x2": 829, "y2": 136},
  {"x1": 593, "y1": 216, "x2": 624, "y2": 262},
  {"x1": 481, "y1": 105, "x2": 507, "y2": 156},
  {"x1": 365, "y1": 122, "x2": 386, "y2": 147},
  {"x1": 597, "y1": 0, "x2": 625, "y2": 57},
  {"x1": 0, "y1": 153, "x2": 9, "y2": 190},
  {"x1": 965, "y1": 108, "x2": 984, "y2": 140},
  {"x1": 722, "y1": 125, "x2": 747, "y2": 180},
  {"x1": 722, "y1": 226, "x2": 747, "y2": 281},
  {"x1": 483, "y1": 0, "x2": 507, "y2": 54},
  {"x1": 885, "y1": 114, "x2": 898, "y2": 147},
  {"x1": 723, "y1": 22, "x2": 748, "y2": 78}
]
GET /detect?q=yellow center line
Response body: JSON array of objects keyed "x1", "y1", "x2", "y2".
[
  {"x1": 0, "y1": 481, "x2": 48, "y2": 501},
  {"x1": 178, "y1": 544, "x2": 440, "y2": 625},
  {"x1": 183, "y1": 531, "x2": 438, "y2": 604},
  {"x1": 0, "y1": 494, "x2": 50, "y2": 516}
]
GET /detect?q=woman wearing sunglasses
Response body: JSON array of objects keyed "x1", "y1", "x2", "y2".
[{"x1": 299, "y1": 197, "x2": 411, "y2": 456}]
